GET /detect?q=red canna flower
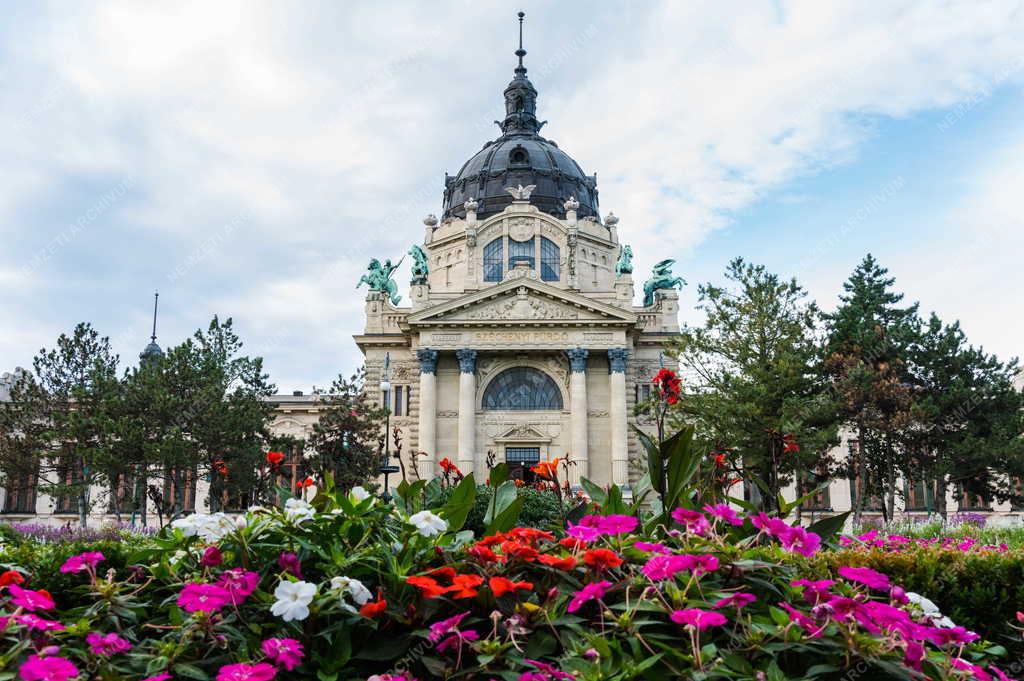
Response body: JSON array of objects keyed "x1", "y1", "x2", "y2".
[
  {"x1": 538, "y1": 554, "x2": 577, "y2": 571},
  {"x1": 448, "y1": 574, "x2": 484, "y2": 599},
  {"x1": 489, "y1": 576, "x2": 533, "y2": 598},
  {"x1": 652, "y1": 368, "x2": 682, "y2": 405},
  {"x1": 438, "y1": 458, "x2": 462, "y2": 477},
  {"x1": 531, "y1": 459, "x2": 560, "y2": 481},
  {"x1": 782, "y1": 433, "x2": 800, "y2": 454},
  {"x1": 295, "y1": 477, "x2": 315, "y2": 490},
  {"x1": 213, "y1": 460, "x2": 228, "y2": 476},
  {"x1": 266, "y1": 451, "x2": 285, "y2": 467},
  {"x1": 582, "y1": 548, "x2": 624, "y2": 571}
]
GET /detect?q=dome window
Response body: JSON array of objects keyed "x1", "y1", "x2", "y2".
[{"x1": 509, "y1": 147, "x2": 530, "y2": 167}]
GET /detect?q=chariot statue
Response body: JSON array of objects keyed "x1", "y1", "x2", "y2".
[
  {"x1": 614, "y1": 244, "x2": 634, "y2": 277},
  {"x1": 642, "y1": 259, "x2": 685, "y2": 307},
  {"x1": 409, "y1": 244, "x2": 429, "y2": 285},
  {"x1": 357, "y1": 256, "x2": 404, "y2": 306}
]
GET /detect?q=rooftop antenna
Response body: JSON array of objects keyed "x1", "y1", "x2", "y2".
[
  {"x1": 150, "y1": 291, "x2": 159, "y2": 343},
  {"x1": 516, "y1": 11, "x2": 526, "y2": 70}
]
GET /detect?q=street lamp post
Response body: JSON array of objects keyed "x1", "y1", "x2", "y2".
[{"x1": 377, "y1": 352, "x2": 400, "y2": 502}]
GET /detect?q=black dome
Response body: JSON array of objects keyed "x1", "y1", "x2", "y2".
[{"x1": 441, "y1": 22, "x2": 599, "y2": 222}]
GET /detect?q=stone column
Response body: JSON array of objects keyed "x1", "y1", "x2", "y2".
[
  {"x1": 566, "y1": 348, "x2": 589, "y2": 484},
  {"x1": 456, "y1": 348, "x2": 478, "y2": 476},
  {"x1": 608, "y1": 348, "x2": 629, "y2": 487},
  {"x1": 416, "y1": 349, "x2": 438, "y2": 479}
]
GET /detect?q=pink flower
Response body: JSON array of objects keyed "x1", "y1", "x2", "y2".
[
  {"x1": 671, "y1": 508, "x2": 710, "y2": 536},
  {"x1": 904, "y1": 641, "x2": 925, "y2": 672},
  {"x1": 15, "y1": 615, "x2": 66, "y2": 632},
  {"x1": 17, "y1": 655, "x2": 79, "y2": 681},
  {"x1": 8, "y1": 585, "x2": 55, "y2": 611},
  {"x1": 59, "y1": 551, "x2": 105, "y2": 574},
  {"x1": 779, "y1": 602, "x2": 825, "y2": 638},
  {"x1": 567, "y1": 580, "x2": 612, "y2": 613},
  {"x1": 751, "y1": 513, "x2": 792, "y2": 538},
  {"x1": 951, "y1": 658, "x2": 992, "y2": 681},
  {"x1": 642, "y1": 554, "x2": 719, "y2": 581},
  {"x1": 200, "y1": 546, "x2": 224, "y2": 567},
  {"x1": 837, "y1": 566, "x2": 890, "y2": 591},
  {"x1": 670, "y1": 608, "x2": 728, "y2": 630},
  {"x1": 142, "y1": 674, "x2": 173, "y2": 681},
  {"x1": 218, "y1": 569, "x2": 260, "y2": 605},
  {"x1": 277, "y1": 552, "x2": 303, "y2": 579},
  {"x1": 86, "y1": 632, "x2": 132, "y2": 656},
  {"x1": 523, "y1": 660, "x2": 574, "y2": 681},
  {"x1": 428, "y1": 612, "x2": 470, "y2": 643},
  {"x1": 427, "y1": 612, "x2": 479, "y2": 654},
  {"x1": 632, "y1": 541, "x2": 671, "y2": 554},
  {"x1": 714, "y1": 592, "x2": 757, "y2": 609},
  {"x1": 594, "y1": 514, "x2": 638, "y2": 535},
  {"x1": 790, "y1": 578, "x2": 835, "y2": 603},
  {"x1": 261, "y1": 638, "x2": 305, "y2": 671},
  {"x1": 703, "y1": 503, "x2": 743, "y2": 527},
  {"x1": 215, "y1": 663, "x2": 278, "y2": 681},
  {"x1": 565, "y1": 524, "x2": 602, "y2": 542},
  {"x1": 177, "y1": 583, "x2": 232, "y2": 613},
  {"x1": 779, "y1": 526, "x2": 821, "y2": 557}
]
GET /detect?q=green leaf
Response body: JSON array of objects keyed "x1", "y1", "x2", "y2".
[
  {"x1": 663, "y1": 426, "x2": 698, "y2": 509},
  {"x1": 440, "y1": 473, "x2": 476, "y2": 532},
  {"x1": 484, "y1": 480, "x2": 517, "y2": 527},
  {"x1": 488, "y1": 495, "x2": 525, "y2": 534},
  {"x1": 173, "y1": 664, "x2": 210, "y2": 680},
  {"x1": 488, "y1": 462, "x2": 509, "y2": 489},
  {"x1": 580, "y1": 477, "x2": 608, "y2": 507},
  {"x1": 806, "y1": 510, "x2": 851, "y2": 543}
]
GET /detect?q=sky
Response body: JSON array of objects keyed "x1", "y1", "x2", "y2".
[{"x1": 2, "y1": 1, "x2": 1022, "y2": 393}]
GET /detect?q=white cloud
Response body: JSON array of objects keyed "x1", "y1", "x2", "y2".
[{"x1": 0, "y1": 1, "x2": 1022, "y2": 385}]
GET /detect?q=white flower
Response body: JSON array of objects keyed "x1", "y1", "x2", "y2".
[
  {"x1": 270, "y1": 580, "x2": 317, "y2": 622},
  {"x1": 284, "y1": 498, "x2": 316, "y2": 523},
  {"x1": 234, "y1": 515, "x2": 248, "y2": 530},
  {"x1": 906, "y1": 592, "x2": 940, "y2": 615},
  {"x1": 934, "y1": 616, "x2": 957, "y2": 628},
  {"x1": 170, "y1": 512, "x2": 235, "y2": 542},
  {"x1": 408, "y1": 510, "x2": 447, "y2": 537},
  {"x1": 350, "y1": 486, "x2": 371, "y2": 503},
  {"x1": 330, "y1": 576, "x2": 373, "y2": 606}
]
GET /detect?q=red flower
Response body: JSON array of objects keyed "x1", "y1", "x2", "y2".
[
  {"x1": 468, "y1": 545, "x2": 500, "y2": 564},
  {"x1": 653, "y1": 368, "x2": 682, "y2": 405},
  {"x1": 782, "y1": 433, "x2": 800, "y2": 454},
  {"x1": 0, "y1": 570, "x2": 24, "y2": 588},
  {"x1": 359, "y1": 596, "x2": 387, "y2": 618},
  {"x1": 489, "y1": 576, "x2": 533, "y2": 597},
  {"x1": 501, "y1": 541, "x2": 539, "y2": 563},
  {"x1": 448, "y1": 574, "x2": 484, "y2": 599},
  {"x1": 531, "y1": 459, "x2": 560, "y2": 481},
  {"x1": 559, "y1": 537, "x2": 586, "y2": 551},
  {"x1": 505, "y1": 527, "x2": 555, "y2": 545},
  {"x1": 407, "y1": 575, "x2": 449, "y2": 599},
  {"x1": 438, "y1": 458, "x2": 462, "y2": 477},
  {"x1": 266, "y1": 451, "x2": 285, "y2": 467},
  {"x1": 428, "y1": 567, "x2": 457, "y2": 583},
  {"x1": 582, "y1": 548, "x2": 624, "y2": 571},
  {"x1": 295, "y1": 477, "x2": 315, "y2": 490},
  {"x1": 213, "y1": 460, "x2": 228, "y2": 476},
  {"x1": 538, "y1": 554, "x2": 577, "y2": 571}
]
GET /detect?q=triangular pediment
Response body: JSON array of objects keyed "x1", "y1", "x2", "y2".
[
  {"x1": 494, "y1": 424, "x2": 551, "y2": 443},
  {"x1": 406, "y1": 278, "x2": 637, "y2": 327}
]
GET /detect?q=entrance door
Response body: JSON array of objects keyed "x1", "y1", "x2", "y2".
[{"x1": 506, "y1": 447, "x2": 541, "y2": 483}]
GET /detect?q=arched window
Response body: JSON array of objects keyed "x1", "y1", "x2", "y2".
[
  {"x1": 540, "y1": 237, "x2": 559, "y2": 281},
  {"x1": 483, "y1": 238, "x2": 503, "y2": 282},
  {"x1": 508, "y1": 238, "x2": 534, "y2": 269},
  {"x1": 483, "y1": 367, "x2": 564, "y2": 410}
]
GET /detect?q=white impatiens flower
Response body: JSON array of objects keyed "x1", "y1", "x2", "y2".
[
  {"x1": 350, "y1": 486, "x2": 371, "y2": 503},
  {"x1": 284, "y1": 498, "x2": 316, "y2": 523},
  {"x1": 905, "y1": 592, "x2": 940, "y2": 615},
  {"x1": 171, "y1": 512, "x2": 236, "y2": 542},
  {"x1": 408, "y1": 510, "x2": 447, "y2": 537},
  {"x1": 271, "y1": 580, "x2": 317, "y2": 622},
  {"x1": 330, "y1": 576, "x2": 373, "y2": 606}
]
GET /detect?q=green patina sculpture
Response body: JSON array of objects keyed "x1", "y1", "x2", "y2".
[
  {"x1": 357, "y1": 256, "x2": 404, "y2": 306},
  {"x1": 614, "y1": 244, "x2": 634, "y2": 277},
  {"x1": 409, "y1": 244, "x2": 429, "y2": 285},
  {"x1": 642, "y1": 258, "x2": 686, "y2": 307}
]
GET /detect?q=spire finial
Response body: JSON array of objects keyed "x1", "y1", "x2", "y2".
[
  {"x1": 515, "y1": 11, "x2": 526, "y2": 71},
  {"x1": 150, "y1": 291, "x2": 159, "y2": 342}
]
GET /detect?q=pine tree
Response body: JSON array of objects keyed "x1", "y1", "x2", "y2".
[
  {"x1": 823, "y1": 254, "x2": 920, "y2": 524},
  {"x1": 669, "y1": 258, "x2": 840, "y2": 513}
]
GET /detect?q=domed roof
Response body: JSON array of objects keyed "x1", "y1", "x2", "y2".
[{"x1": 441, "y1": 14, "x2": 599, "y2": 222}]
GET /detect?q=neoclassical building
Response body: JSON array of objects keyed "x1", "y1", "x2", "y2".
[{"x1": 353, "y1": 29, "x2": 681, "y2": 488}]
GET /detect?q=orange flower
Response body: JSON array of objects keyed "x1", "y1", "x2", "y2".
[
  {"x1": 0, "y1": 570, "x2": 24, "y2": 588},
  {"x1": 489, "y1": 576, "x2": 533, "y2": 598},
  {"x1": 531, "y1": 458, "x2": 560, "y2": 481},
  {"x1": 266, "y1": 451, "x2": 285, "y2": 466},
  {"x1": 538, "y1": 554, "x2": 577, "y2": 571},
  {"x1": 407, "y1": 575, "x2": 449, "y2": 599},
  {"x1": 359, "y1": 596, "x2": 387, "y2": 618},
  {"x1": 448, "y1": 573, "x2": 484, "y2": 599},
  {"x1": 582, "y1": 548, "x2": 624, "y2": 571}
]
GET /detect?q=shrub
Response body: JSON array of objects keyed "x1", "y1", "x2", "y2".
[{"x1": 436, "y1": 484, "x2": 569, "y2": 535}]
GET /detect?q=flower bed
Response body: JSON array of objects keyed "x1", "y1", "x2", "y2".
[{"x1": 0, "y1": 474, "x2": 1019, "y2": 681}]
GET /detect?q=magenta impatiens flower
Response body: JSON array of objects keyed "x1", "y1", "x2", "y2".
[
  {"x1": 837, "y1": 566, "x2": 890, "y2": 591},
  {"x1": 215, "y1": 662, "x2": 278, "y2": 681},
  {"x1": 86, "y1": 631, "x2": 132, "y2": 656},
  {"x1": 670, "y1": 508, "x2": 710, "y2": 536},
  {"x1": 261, "y1": 638, "x2": 305, "y2": 671},
  {"x1": 17, "y1": 654, "x2": 79, "y2": 681},
  {"x1": 200, "y1": 546, "x2": 224, "y2": 567},
  {"x1": 59, "y1": 551, "x2": 105, "y2": 574},
  {"x1": 567, "y1": 580, "x2": 612, "y2": 613},
  {"x1": 14, "y1": 614, "x2": 66, "y2": 632},
  {"x1": 8, "y1": 585, "x2": 55, "y2": 611},
  {"x1": 642, "y1": 554, "x2": 719, "y2": 582},
  {"x1": 218, "y1": 569, "x2": 260, "y2": 605},
  {"x1": 592, "y1": 514, "x2": 639, "y2": 535},
  {"x1": 177, "y1": 582, "x2": 232, "y2": 613},
  {"x1": 779, "y1": 526, "x2": 822, "y2": 557},
  {"x1": 633, "y1": 541, "x2": 671, "y2": 555},
  {"x1": 713, "y1": 592, "x2": 757, "y2": 609},
  {"x1": 670, "y1": 608, "x2": 728, "y2": 630},
  {"x1": 703, "y1": 503, "x2": 744, "y2": 527},
  {"x1": 142, "y1": 674, "x2": 173, "y2": 681},
  {"x1": 277, "y1": 552, "x2": 303, "y2": 579}
]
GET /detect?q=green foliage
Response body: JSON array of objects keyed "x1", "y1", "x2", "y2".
[{"x1": 436, "y1": 484, "x2": 567, "y2": 535}]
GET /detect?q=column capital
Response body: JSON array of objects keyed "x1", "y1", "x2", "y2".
[
  {"x1": 416, "y1": 348, "x2": 439, "y2": 375},
  {"x1": 455, "y1": 348, "x2": 478, "y2": 373},
  {"x1": 566, "y1": 347, "x2": 589, "y2": 373},
  {"x1": 607, "y1": 347, "x2": 629, "y2": 373}
]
